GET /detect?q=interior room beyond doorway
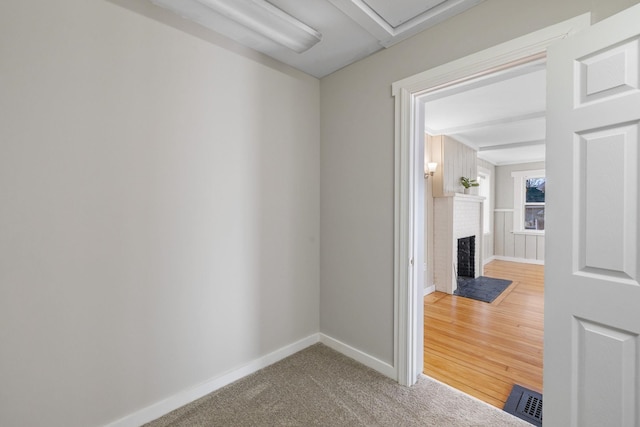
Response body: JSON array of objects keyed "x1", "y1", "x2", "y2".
[{"x1": 423, "y1": 260, "x2": 543, "y2": 408}]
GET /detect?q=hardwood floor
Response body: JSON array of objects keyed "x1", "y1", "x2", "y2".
[{"x1": 423, "y1": 260, "x2": 543, "y2": 408}]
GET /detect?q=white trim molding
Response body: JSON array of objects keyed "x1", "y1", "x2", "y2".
[
  {"x1": 392, "y1": 14, "x2": 590, "y2": 96},
  {"x1": 493, "y1": 255, "x2": 545, "y2": 265},
  {"x1": 391, "y1": 13, "x2": 590, "y2": 387},
  {"x1": 392, "y1": 85, "x2": 425, "y2": 386},
  {"x1": 105, "y1": 334, "x2": 319, "y2": 427},
  {"x1": 319, "y1": 334, "x2": 396, "y2": 379},
  {"x1": 512, "y1": 230, "x2": 545, "y2": 236},
  {"x1": 484, "y1": 255, "x2": 497, "y2": 265},
  {"x1": 104, "y1": 333, "x2": 398, "y2": 427},
  {"x1": 423, "y1": 285, "x2": 436, "y2": 295},
  {"x1": 326, "y1": 0, "x2": 484, "y2": 47},
  {"x1": 512, "y1": 169, "x2": 546, "y2": 232}
]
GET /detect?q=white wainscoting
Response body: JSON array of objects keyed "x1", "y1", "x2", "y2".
[{"x1": 494, "y1": 210, "x2": 545, "y2": 263}]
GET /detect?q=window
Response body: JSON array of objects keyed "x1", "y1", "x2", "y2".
[
  {"x1": 478, "y1": 167, "x2": 491, "y2": 233},
  {"x1": 524, "y1": 177, "x2": 545, "y2": 230},
  {"x1": 512, "y1": 169, "x2": 545, "y2": 233}
]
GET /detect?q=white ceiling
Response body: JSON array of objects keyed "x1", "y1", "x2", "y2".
[
  {"x1": 146, "y1": 0, "x2": 545, "y2": 166},
  {"x1": 425, "y1": 61, "x2": 547, "y2": 165},
  {"x1": 148, "y1": 0, "x2": 484, "y2": 78}
]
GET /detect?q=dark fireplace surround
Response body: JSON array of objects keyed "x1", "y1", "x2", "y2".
[{"x1": 457, "y1": 235, "x2": 476, "y2": 278}]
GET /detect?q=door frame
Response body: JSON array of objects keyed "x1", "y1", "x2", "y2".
[{"x1": 391, "y1": 13, "x2": 591, "y2": 386}]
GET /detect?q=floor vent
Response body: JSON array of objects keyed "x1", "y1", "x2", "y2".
[{"x1": 503, "y1": 384, "x2": 542, "y2": 426}]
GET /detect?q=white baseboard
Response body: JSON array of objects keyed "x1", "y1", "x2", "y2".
[
  {"x1": 105, "y1": 334, "x2": 320, "y2": 427},
  {"x1": 423, "y1": 285, "x2": 435, "y2": 296},
  {"x1": 319, "y1": 333, "x2": 396, "y2": 379},
  {"x1": 492, "y1": 255, "x2": 544, "y2": 265},
  {"x1": 105, "y1": 333, "x2": 398, "y2": 427},
  {"x1": 483, "y1": 255, "x2": 497, "y2": 265}
]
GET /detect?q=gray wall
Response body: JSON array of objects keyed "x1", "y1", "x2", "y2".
[
  {"x1": 0, "y1": 1, "x2": 320, "y2": 426},
  {"x1": 494, "y1": 161, "x2": 546, "y2": 261},
  {"x1": 495, "y1": 161, "x2": 546, "y2": 208},
  {"x1": 320, "y1": 0, "x2": 639, "y2": 365}
]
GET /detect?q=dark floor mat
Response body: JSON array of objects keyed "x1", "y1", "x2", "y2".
[
  {"x1": 454, "y1": 276, "x2": 512, "y2": 303},
  {"x1": 503, "y1": 384, "x2": 543, "y2": 426}
]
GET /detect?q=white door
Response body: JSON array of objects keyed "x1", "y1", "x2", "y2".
[{"x1": 545, "y1": 4, "x2": 640, "y2": 427}]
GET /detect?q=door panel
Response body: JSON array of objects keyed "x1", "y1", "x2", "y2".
[
  {"x1": 575, "y1": 318, "x2": 637, "y2": 427},
  {"x1": 545, "y1": 4, "x2": 640, "y2": 427},
  {"x1": 580, "y1": 123, "x2": 637, "y2": 277},
  {"x1": 578, "y1": 37, "x2": 639, "y2": 104}
]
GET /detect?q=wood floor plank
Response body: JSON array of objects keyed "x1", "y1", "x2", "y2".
[
  {"x1": 425, "y1": 340, "x2": 542, "y2": 389},
  {"x1": 425, "y1": 370, "x2": 507, "y2": 408},
  {"x1": 423, "y1": 260, "x2": 544, "y2": 408}
]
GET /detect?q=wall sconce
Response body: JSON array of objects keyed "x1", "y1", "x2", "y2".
[{"x1": 424, "y1": 162, "x2": 438, "y2": 179}]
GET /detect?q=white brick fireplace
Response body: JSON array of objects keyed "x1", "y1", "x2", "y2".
[{"x1": 433, "y1": 194, "x2": 484, "y2": 294}]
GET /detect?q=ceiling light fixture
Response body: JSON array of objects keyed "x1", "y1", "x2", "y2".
[{"x1": 195, "y1": 0, "x2": 322, "y2": 53}]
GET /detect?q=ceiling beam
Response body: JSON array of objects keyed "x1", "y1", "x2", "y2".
[
  {"x1": 326, "y1": 0, "x2": 484, "y2": 47},
  {"x1": 426, "y1": 110, "x2": 545, "y2": 135},
  {"x1": 478, "y1": 139, "x2": 545, "y2": 151}
]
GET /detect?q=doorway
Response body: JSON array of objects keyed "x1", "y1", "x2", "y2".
[
  {"x1": 390, "y1": 13, "x2": 590, "y2": 389},
  {"x1": 420, "y1": 60, "x2": 546, "y2": 407},
  {"x1": 394, "y1": 6, "x2": 640, "y2": 425}
]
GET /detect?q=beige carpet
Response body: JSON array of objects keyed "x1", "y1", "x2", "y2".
[{"x1": 146, "y1": 343, "x2": 531, "y2": 426}]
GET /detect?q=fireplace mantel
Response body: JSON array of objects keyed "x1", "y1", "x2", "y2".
[
  {"x1": 437, "y1": 193, "x2": 485, "y2": 202},
  {"x1": 433, "y1": 194, "x2": 485, "y2": 294}
]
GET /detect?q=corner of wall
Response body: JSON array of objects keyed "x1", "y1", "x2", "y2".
[{"x1": 105, "y1": 335, "x2": 321, "y2": 427}]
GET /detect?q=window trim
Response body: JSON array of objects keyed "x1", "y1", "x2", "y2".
[{"x1": 512, "y1": 169, "x2": 545, "y2": 233}]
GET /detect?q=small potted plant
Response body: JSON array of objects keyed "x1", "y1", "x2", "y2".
[{"x1": 460, "y1": 176, "x2": 479, "y2": 194}]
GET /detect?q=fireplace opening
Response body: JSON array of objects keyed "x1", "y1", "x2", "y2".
[{"x1": 457, "y1": 236, "x2": 475, "y2": 278}]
